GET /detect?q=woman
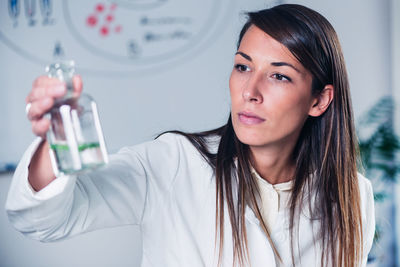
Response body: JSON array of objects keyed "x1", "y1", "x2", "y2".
[{"x1": 6, "y1": 4, "x2": 375, "y2": 267}]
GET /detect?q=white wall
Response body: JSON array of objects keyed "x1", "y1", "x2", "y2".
[{"x1": 1, "y1": 0, "x2": 394, "y2": 266}]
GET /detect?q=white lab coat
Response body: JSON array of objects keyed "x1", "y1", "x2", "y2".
[{"x1": 5, "y1": 133, "x2": 375, "y2": 266}]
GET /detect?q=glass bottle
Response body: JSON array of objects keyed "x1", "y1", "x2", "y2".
[{"x1": 46, "y1": 61, "x2": 108, "y2": 175}]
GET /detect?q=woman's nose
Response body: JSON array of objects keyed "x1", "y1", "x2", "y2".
[{"x1": 242, "y1": 77, "x2": 263, "y2": 103}]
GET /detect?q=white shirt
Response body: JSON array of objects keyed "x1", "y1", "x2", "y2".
[
  {"x1": 5, "y1": 133, "x2": 375, "y2": 266},
  {"x1": 252, "y1": 167, "x2": 293, "y2": 231}
]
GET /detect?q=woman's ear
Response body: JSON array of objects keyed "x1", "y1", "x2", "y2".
[{"x1": 308, "y1": 84, "x2": 334, "y2": 117}]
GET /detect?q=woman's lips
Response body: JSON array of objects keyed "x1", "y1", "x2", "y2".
[{"x1": 238, "y1": 112, "x2": 265, "y2": 125}]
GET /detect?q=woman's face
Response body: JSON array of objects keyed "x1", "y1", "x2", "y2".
[{"x1": 230, "y1": 25, "x2": 316, "y2": 150}]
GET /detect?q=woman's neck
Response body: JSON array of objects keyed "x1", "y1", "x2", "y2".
[{"x1": 249, "y1": 144, "x2": 295, "y2": 185}]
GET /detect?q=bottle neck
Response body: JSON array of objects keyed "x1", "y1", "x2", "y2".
[
  {"x1": 57, "y1": 80, "x2": 75, "y2": 102},
  {"x1": 46, "y1": 61, "x2": 76, "y2": 103}
]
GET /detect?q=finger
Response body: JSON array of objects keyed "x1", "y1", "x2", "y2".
[
  {"x1": 33, "y1": 75, "x2": 63, "y2": 88},
  {"x1": 72, "y1": 75, "x2": 83, "y2": 98},
  {"x1": 27, "y1": 83, "x2": 66, "y2": 103},
  {"x1": 27, "y1": 97, "x2": 54, "y2": 120},
  {"x1": 32, "y1": 117, "x2": 51, "y2": 138}
]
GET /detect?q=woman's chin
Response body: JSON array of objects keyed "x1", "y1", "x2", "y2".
[{"x1": 235, "y1": 130, "x2": 268, "y2": 147}]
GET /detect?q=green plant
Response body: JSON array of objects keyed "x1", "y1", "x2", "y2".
[
  {"x1": 358, "y1": 96, "x2": 400, "y2": 182},
  {"x1": 357, "y1": 96, "x2": 400, "y2": 263}
]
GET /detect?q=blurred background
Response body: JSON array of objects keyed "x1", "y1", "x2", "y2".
[{"x1": 0, "y1": 0, "x2": 399, "y2": 266}]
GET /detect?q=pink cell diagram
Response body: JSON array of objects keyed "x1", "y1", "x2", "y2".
[{"x1": 85, "y1": 3, "x2": 123, "y2": 37}]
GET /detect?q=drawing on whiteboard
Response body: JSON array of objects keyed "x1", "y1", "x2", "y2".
[
  {"x1": 53, "y1": 41, "x2": 65, "y2": 58},
  {"x1": 63, "y1": 0, "x2": 228, "y2": 64},
  {"x1": 85, "y1": 2, "x2": 123, "y2": 37},
  {"x1": 127, "y1": 40, "x2": 141, "y2": 57},
  {"x1": 0, "y1": 0, "x2": 232, "y2": 74},
  {"x1": 8, "y1": 0, "x2": 20, "y2": 28},
  {"x1": 140, "y1": 16, "x2": 191, "y2": 26},
  {"x1": 112, "y1": 0, "x2": 167, "y2": 10},
  {"x1": 39, "y1": 0, "x2": 54, "y2": 25},
  {"x1": 144, "y1": 30, "x2": 191, "y2": 42},
  {"x1": 7, "y1": 0, "x2": 54, "y2": 27},
  {"x1": 24, "y1": 0, "x2": 37, "y2": 26}
]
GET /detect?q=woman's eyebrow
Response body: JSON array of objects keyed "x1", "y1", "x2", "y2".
[
  {"x1": 235, "y1": 51, "x2": 252, "y2": 61},
  {"x1": 236, "y1": 51, "x2": 301, "y2": 73},
  {"x1": 270, "y1": 62, "x2": 301, "y2": 73}
]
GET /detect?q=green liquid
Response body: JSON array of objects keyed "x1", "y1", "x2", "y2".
[
  {"x1": 50, "y1": 142, "x2": 100, "y2": 152},
  {"x1": 50, "y1": 142, "x2": 105, "y2": 174}
]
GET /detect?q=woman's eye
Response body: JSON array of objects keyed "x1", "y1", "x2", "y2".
[
  {"x1": 234, "y1": 64, "x2": 250, "y2": 72},
  {"x1": 272, "y1": 73, "x2": 291, "y2": 82}
]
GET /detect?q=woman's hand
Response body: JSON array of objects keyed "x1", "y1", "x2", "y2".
[
  {"x1": 26, "y1": 75, "x2": 83, "y2": 138},
  {"x1": 25, "y1": 75, "x2": 83, "y2": 191}
]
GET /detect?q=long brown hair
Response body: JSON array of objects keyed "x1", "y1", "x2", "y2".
[{"x1": 161, "y1": 4, "x2": 362, "y2": 267}]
